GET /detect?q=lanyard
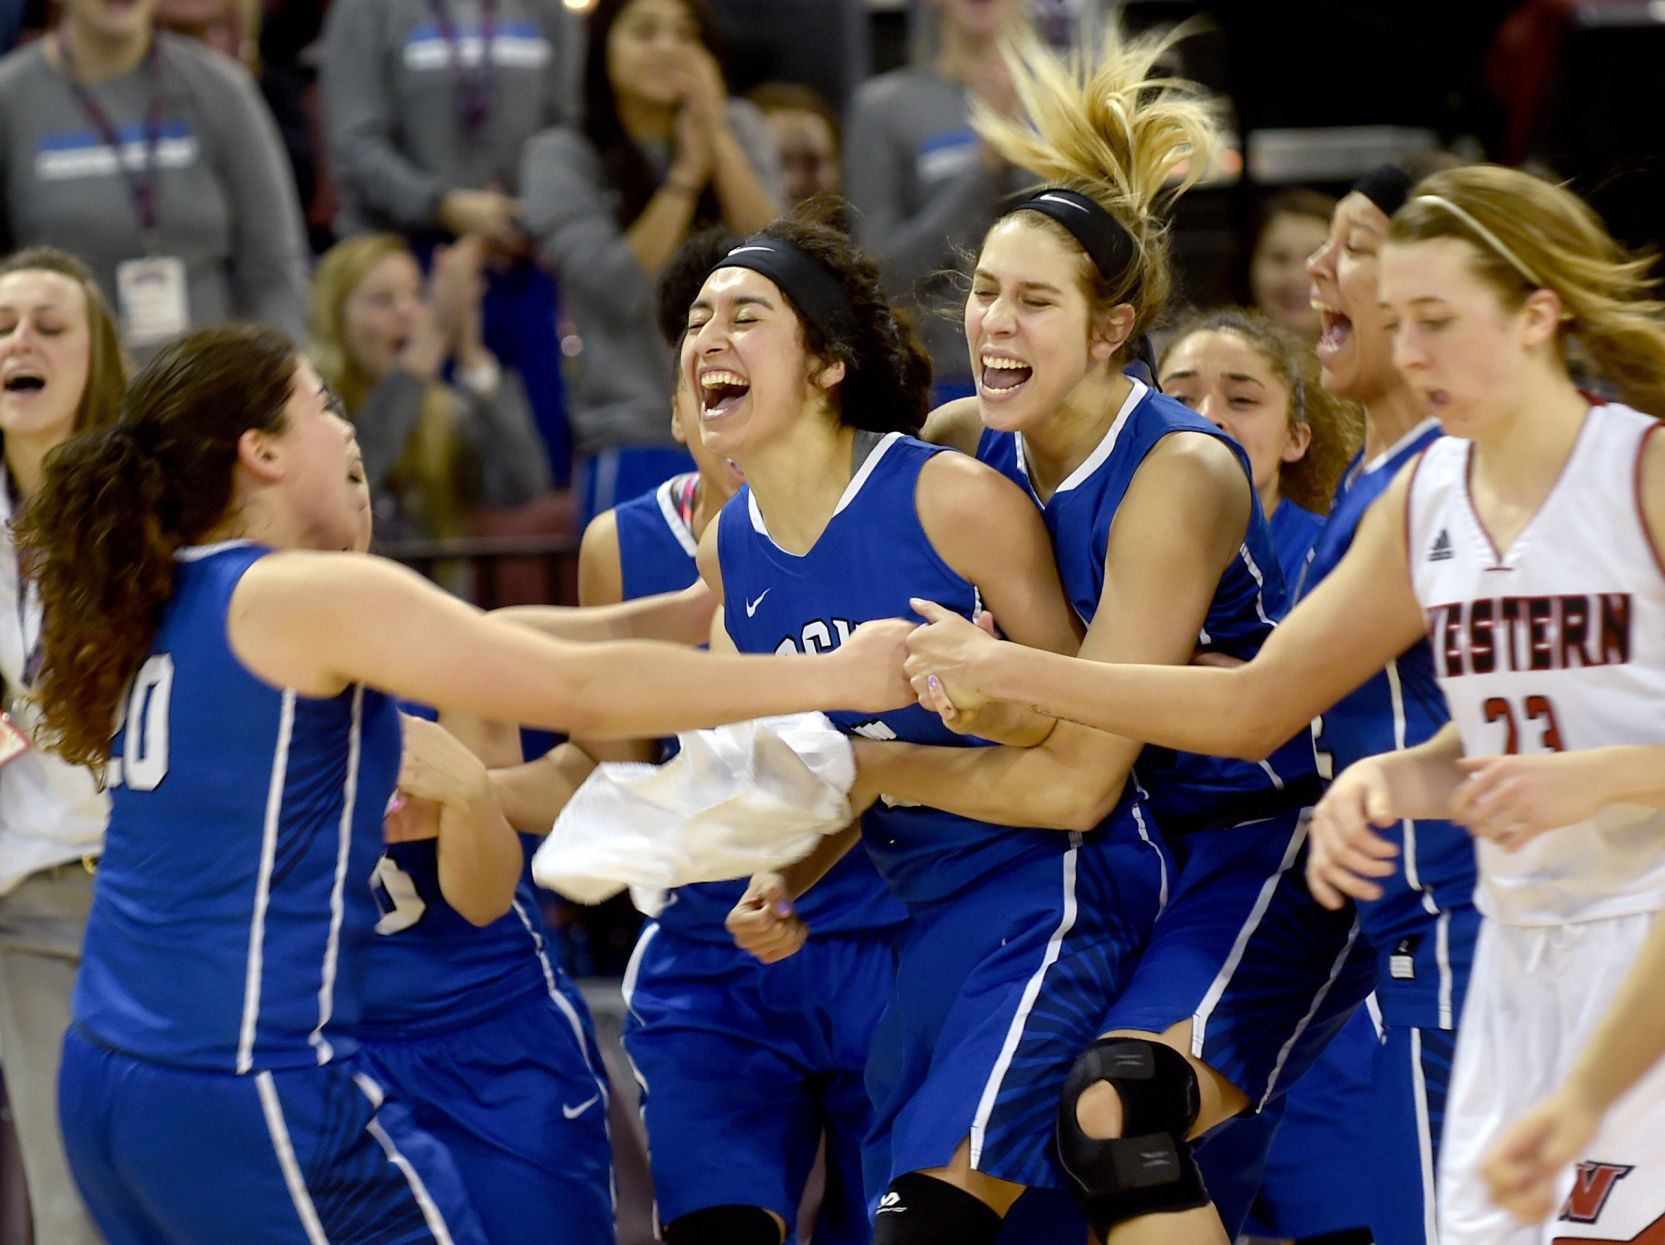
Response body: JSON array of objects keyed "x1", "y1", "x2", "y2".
[
  {"x1": 3, "y1": 470, "x2": 40, "y2": 688},
  {"x1": 426, "y1": 0, "x2": 497, "y2": 134},
  {"x1": 55, "y1": 33, "x2": 167, "y2": 251}
]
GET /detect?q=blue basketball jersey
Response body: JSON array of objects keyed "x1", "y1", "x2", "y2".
[
  {"x1": 977, "y1": 381, "x2": 1317, "y2": 835},
  {"x1": 1302, "y1": 418, "x2": 1475, "y2": 1028},
  {"x1": 614, "y1": 474, "x2": 905, "y2": 940},
  {"x1": 617, "y1": 472, "x2": 702, "y2": 601},
  {"x1": 77, "y1": 542, "x2": 401, "y2": 1072},
  {"x1": 1269, "y1": 499, "x2": 1324, "y2": 595},
  {"x1": 719, "y1": 432, "x2": 1148, "y2": 905},
  {"x1": 359, "y1": 838, "x2": 567, "y2": 1036}
]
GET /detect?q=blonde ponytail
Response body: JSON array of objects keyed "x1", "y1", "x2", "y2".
[{"x1": 974, "y1": 22, "x2": 1222, "y2": 332}]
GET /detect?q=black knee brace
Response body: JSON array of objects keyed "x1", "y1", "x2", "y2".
[
  {"x1": 1056, "y1": 1037, "x2": 1211, "y2": 1234},
  {"x1": 664, "y1": 1204, "x2": 782, "y2": 1245},
  {"x1": 870, "y1": 1172, "x2": 1003, "y2": 1245}
]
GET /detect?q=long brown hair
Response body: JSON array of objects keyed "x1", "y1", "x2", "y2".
[
  {"x1": 308, "y1": 234, "x2": 466, "y2": 537},
  {"x1": 581, "y1": 0, "x2": 727, "y2": 227},
  {"x1": 1389, "y1": 165, "x2": 1665, "y2": 419},
  {"x1": 17, "y1": 325, "x2": 298, "y2": 769},
  {"x1": 0, "y1": 247, "x2": 127, "y2": 439},
  {"x1": 1161, "y1": 308, "x2": 1364, "y2": 514}
]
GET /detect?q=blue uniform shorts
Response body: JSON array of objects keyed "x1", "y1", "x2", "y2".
[
  {"x1": 1222, "y1": 1005, "x2": 1381, "y2": 1239},
  {"x1": 1363, "y1": 1022, "x2": 1457, "y2": 1245},
  {"x1": 866, "y1": 830, "x2": 1166, "y2": 1196},
  {"x1": 59, "y1": 1026, "x2": 486, "y2": 1245},
  {"x1": 356, "y1": 980, "x2": 614, "y2": 1245},
  {"x1": 1103, "y1": 809, "x2": 1378, "y2": 1109},
  {"x1": 622, "y1": 925, "x2": 897, "y2": 1244}
]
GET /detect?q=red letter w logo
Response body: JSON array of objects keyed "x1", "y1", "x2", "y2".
[{"x1": 1559, "y1": 1162, "x2": 1634, "y2": 1225}]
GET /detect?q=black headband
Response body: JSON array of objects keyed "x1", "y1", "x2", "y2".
[
  {"x1": 1008, "y1": 188, "x2": 1158, "y2": 385},
  {"x1": 1009, "y1": 188, "x2": 1139, "y2": 289},
  {"x1": 711, "y1": 237, "x2": 852, "y2": 340},
  {"x1": 1351, "y1": 164, "x2": 1414, "y2": 219}
]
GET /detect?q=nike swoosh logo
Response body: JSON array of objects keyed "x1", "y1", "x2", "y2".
[
  {"x1": 562, "y1": 1094, "x2": 601, "y2": 1120},
  {"x1": 745, "y1": 589, "x2": 770, "y2": 617}
]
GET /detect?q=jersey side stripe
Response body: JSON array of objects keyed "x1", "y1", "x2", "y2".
[
  {"x1": 1385, "y1": 658, "x2": 1437, "y2": 912},
  {"x1": 239, "y1": 690, "x2": 297, "y2": 1074},
  {"x1": 508, "y1": 897, "x2": 611, "y2": 1109},
  {"x1": 1131, "y1": 799, "x2": 1167, "y2": 913},
  {"x1": 1237, "y1": 541, "x2": 1274, "y2": 627},
  {"x1": 619, "y1": 919, "x2": 657, "y2": 1028},
  {"x1": 1191, "y1": 818, "x2": 1307, "y2": 1049},
  {"x1": 1256, "y1": 918, "x2": 1363, "y2": 1109},
  {"x1": 1435, "y1": 910, "x2": 1453, "y2": 1031},
  {"x1": 354, "y1": 1073, "x2": 460, "y2": 1245},
  {"x1": 256, "y1": 1070, "x2": 330, "y2": 1245},
  {"x1": 1408, "y1": 1029, "x2": 1439, "y2": 1245},
  {"x1": 311, "y1": 686, "x2": 364, "y2": 1065},
  {"x1": 968, "y1": 847, "x2": 1079, "y2": 1167}
]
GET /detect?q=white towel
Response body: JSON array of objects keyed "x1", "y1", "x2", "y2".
[{"x1": 531, "y1": 713, "x2": 856, "y2": 905}]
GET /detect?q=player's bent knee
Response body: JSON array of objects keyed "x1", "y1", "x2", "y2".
[
  {"x1": 664, "y1": 1204, "x2": 783, "y2": 1245},
  {"x1": 1056, "y1": 1037, "x2": 1211, "y2": 1234},
  {"x1": 871, "y1": 1172, "x2": 1003, "y2": 1245}
]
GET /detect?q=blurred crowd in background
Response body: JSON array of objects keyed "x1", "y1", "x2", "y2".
[{"x1": 1, "y1": 0, "x2": 1661, "y2": 978}]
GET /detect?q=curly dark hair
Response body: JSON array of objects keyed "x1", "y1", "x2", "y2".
[
  {"x1": 1159, "y1": 307, "x2": 1363, "y2": 514},
  {"x1": 751, "y1": 206, "x2": 932, "y2": 436},
  {"x1": 656, "y1": 226, "x2": 739, "y2": 347},
  {"x1": 18, "y1": 325, "x2": 298, "y2": 769}
]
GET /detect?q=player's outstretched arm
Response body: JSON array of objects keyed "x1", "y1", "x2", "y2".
[
  {"x1": 905, "y1": 458, "x2": 1428, "y2": 760},
  {"x1": 494, "y1": 580, "x2": 716, "y2": 646},
  {"x1": 908, "y1": 452, "x2": 1082, "y2": 747},
  {"x1": 486, "y1": 743, "x2": 600, "y2": 836},
  {"x1": 1484, "y1": 909, "x2": 1665, "y2": 1223},
  {"x1": 857, "y1": 434, "x2": 1255, "y2": 831},
  {"x1": 226, "y1": 552, "x2": 915, "y2": 740}
]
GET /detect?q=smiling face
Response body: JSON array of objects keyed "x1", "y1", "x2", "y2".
[
  {"x1": 266, "y1": 359, "x2": 372, "y2": 553},
  {"x1": 341, "y1": 252, "x2": 423, "y2": 382},
  {"x1": 682, "y1": 266, "x2": 837, "y2": 464},
  {"x1": 1379, "y1": 236, "x2": 1551, "y2": 438},
  {"x1": 1252, "y1": 211, "x2": 1329, "y2": 342},
  {"x1": 0, "y1": 270, "x2": 93, "y2": 451},
  {"x1": 965, "y1": 216, "x2": 1116, "y2": 433},
  {"x1": 1159, "y1": 328, "x2": 1307, "y2": 506},
  {"x1": 608, "y1": 0, "x2": 702, "y2": 110},
  {"x1": 1307, "y1": 192, "x2": 1398, "y2": 403},
  {"x1": 669, "y1": 356, "x2": 745, "y2": 495}
]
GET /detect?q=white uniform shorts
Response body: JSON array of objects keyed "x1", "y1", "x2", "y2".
[{"x1": 1440, "y1": 912, "x2": 1665, "y2": 1245}]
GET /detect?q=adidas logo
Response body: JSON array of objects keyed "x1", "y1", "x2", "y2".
[
  {"x1": 1428, "y1": 529, "x2": 1455, "y2": 562},
  {"x1": 851, "y1": 720, "x2": 899, "y2": 742}
]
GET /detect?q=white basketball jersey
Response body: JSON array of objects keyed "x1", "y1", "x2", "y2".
[{"x1": 1407, "y1": 402, "x2": 1665, "y2": 926}]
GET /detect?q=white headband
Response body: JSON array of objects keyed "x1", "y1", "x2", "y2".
[{"x1": 1413, "y1": 194, "x2": 1544, "y2": 288}]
